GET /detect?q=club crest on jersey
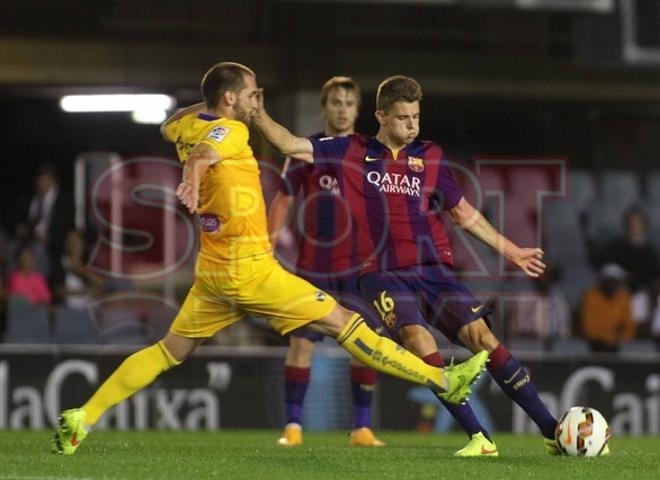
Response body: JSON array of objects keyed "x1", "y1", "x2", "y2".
[
  {"x1": 315, "y1": 291, "x2": 327, "y2": 302},
  {"x1": 407, "y1": 156, "x2": 424, "y2": 172},
  {"x1": 383, "y1": 311, "x2": 397, "y2": 329},
  {"x1": 207, "y1": 125, "x2": 229, "y2": 142},
  {"x1": 200, "y1": 214, "x2": 220, "y2": 233}
]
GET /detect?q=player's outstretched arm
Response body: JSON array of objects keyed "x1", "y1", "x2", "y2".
[
  {"x1": 176, "y1": 143, "x2": 219, "y2": 214},
  {"x1": 253, "y1": 89, "x2": 314, "y2": 163},
  {"x1": 448, "y1": 196, "x2": 546, "y2": 277},
  {"x1": 268, "y1": 190, "x2": 294, "y2": 245},
  {"x1": 160, "y1": 102, "x2": 206, "y2": 142}
]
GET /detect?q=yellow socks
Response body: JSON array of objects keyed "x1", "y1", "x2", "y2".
[
  {"x1": 337, "y1": 315, "x2": 448, "y2": 392},
  {"x1": 82, "y1": 342, "x2": 181, "y2": 426}
]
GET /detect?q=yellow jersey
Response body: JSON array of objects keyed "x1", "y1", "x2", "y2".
[{"x1": 164, "y1": 112, "x2": 271, "y2": 262}]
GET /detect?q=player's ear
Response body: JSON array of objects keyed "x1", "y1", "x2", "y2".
[
  {"x1": 375, "y1": 109, "x2": 385, "y2": 126},
  {"x1": 223, "y1": 90, "x2": 236, "y2": 107}
]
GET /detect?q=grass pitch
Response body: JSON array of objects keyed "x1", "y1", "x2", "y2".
[{"x1": 0, "y1": 430, "x2": 657, "y2": 480}]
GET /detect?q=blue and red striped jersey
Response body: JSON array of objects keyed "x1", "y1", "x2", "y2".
[
  {"x1": 277, "y1": 133, "x2": 358, "y2": 277},
  {"x1": 310, "y1": 134, "x2": 463, "y2": 273}
]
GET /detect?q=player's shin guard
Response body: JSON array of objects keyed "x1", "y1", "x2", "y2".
[
  {"x1": 488, "y1": 344, "x2": 557, "y2": 439},
  {"x1": 337, "y1": 315, "x2": 448, "y2": 392},
  {"x1": 82, "y1": 341, "x2": 181, "y2": 426}
]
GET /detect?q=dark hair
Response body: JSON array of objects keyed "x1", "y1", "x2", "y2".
[
  {"x1": 201, "y1": 62, "x2": 255, "y2": 109},
  {"x1": 376, "y1": 75, "x2": 423, "y2": 111},
  {"x1": 320, "y1": 76, "x2": 361, "y2": 107},
  {"x1": 38, "y1": 164, "x2": 58, "y2": 181},
  {"x1": 17, "y1": 242, "x2": 35, "y2": 258}
]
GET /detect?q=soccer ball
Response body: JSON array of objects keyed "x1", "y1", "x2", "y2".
[{"x1": 555, "y1": 406, "x2": 610, "y2": 457}]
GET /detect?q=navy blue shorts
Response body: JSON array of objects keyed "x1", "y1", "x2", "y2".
[
  {"x1": 290, "y1": 273, "x2": 384, "y2": 342},
  {"x1": 358, "y1": 263, "x2": 492, "y2": 345}
]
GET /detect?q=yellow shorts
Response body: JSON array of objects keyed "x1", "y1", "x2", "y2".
[{"x1": 170, "y1": 252, "x2": 337, "y2": 338}]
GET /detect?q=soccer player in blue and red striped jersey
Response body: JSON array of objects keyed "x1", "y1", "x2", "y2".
[
  {"x1": 255, "y1": 75, "x2": 560, "y2": 456},
  {"x1": 269, "y1": 77, "x2": 385, "y2": 447}
]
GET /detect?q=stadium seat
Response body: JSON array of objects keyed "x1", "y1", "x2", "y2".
[
  {"x1": 507, "y1": 337, "x2": 545, "y2": 353},
  {"x1": 4, "y1": 296, "x2": 52, "y2": 344},
  {"x1": 599, "y1": 170, "x2": 641, "y2": 206},
  {"x1": 550, "y1": 337, "x2": 590, "y2": 354},
  {"x1": 641, "y1": 202, "x2": 660, "y2": 253},
  {"x1": 583, "y1": 170, "x2": 642, "y2": 246},
  {"x1": 542, "y1": 199, "x2": 589, "y2": 267},
  {"x1": 53, "y1": 307, "x2": 99, "y2": 344},
  {"x1": 644, "y1": 171, "x2": 660, "y2": 201},
  {"x1": 554, "y1": 263, "x2": 598, "y2": 312},
  {"x1": 584, "y1": 200, "x2": 627, "y2": 247},
  {"x1": 619, "y1": 339, "x2": 657, "y2": 354},
  {"x1": 145, "y1": 306, "x2": 177, "y2": 341},
  {"x1": 100, "y1": 321, "x2": 149, "y2": 345},
  {"x1": 97, "y1": 307, "x2": 150, "y2": 345},
  {"x1": 567, "y1": 169, "x2": 596, "y2": 213},
  {"x1": 508, "y1": 166, "x2": 553, "y2": 208}
]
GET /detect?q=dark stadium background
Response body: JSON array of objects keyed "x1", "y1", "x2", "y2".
[{"x1": 0, "y1": 0, "x2": 658, "y2": 437}]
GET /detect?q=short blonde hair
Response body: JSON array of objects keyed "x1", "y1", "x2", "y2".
[{"x1": 320, "y1": 76, "x2": 361, "y2": 107}]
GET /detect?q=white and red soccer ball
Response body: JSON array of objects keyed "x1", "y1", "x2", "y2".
[{"x1": 555, "y1": 406, "x2": 610, "y2": 457}]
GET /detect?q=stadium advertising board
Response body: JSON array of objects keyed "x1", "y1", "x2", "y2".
[{"x1": 0, "y1": 349, "x2": 657, "y2": 435}]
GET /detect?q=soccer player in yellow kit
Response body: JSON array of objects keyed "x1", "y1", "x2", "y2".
[{"x1": 52, "y1": 62, "x2": 488, "y2": 455}]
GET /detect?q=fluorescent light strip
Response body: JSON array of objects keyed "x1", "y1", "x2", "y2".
[
  {"x1": 60, "y1": 94, "x2": 175, "y2": 113},
  {"x1": 131, "y1": 108, "x2": 168, "y2": 124}
]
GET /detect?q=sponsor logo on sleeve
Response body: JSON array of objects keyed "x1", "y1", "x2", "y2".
[
  {"x1": 200, "y1": 214, "x2": 220, "y2": 233},
  {"x1": 208, "y1": 126, "x2": 230, "y2": 142}
]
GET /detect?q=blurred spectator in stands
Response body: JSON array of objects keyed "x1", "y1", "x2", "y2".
[
  {"x1": 0, "y1": 228, "x2": 7, "y2": 337},
  {"x1": 648, "y1": 275, "x2": 660, "y2": 346},
  {"x1": 0, "y1": 276, "x2": 6, "y2": 339},
  {"x1": 594, "y1": 207, "x2": 660, "y2": 327},
  {"x1": 595, "y1": 207, "x2": 660, "y2": 288},
  {"x1": 580, "y1": 263, "x2": 636, "y2": 352},
  {"x1": 6, "y1": 245, "x2": 52, "y2": 305},
  {"x1": 16, "y1": 165, "x2": 74, "y2": 275},
  {"x1": 52, "y1": 230, "x2": 105, "y2": 309}
]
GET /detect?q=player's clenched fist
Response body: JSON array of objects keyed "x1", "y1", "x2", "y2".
[{"x1": 176, "y1": 181, "x2": 198, "y2": 214}]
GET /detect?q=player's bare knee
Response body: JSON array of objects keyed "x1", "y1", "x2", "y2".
[
  {"x1": 399, "y1": 324, "x2": 437, "y2": 357},
  {"x1": 311, "y1": 304, "x2": 354, "y2": 337},
  {"x1": 459, "y1": 318, "x2": 498, "y2": 353},
  {"x1": 161, "y1": 332, "x2": 200, "y2": 362},
  {"x1": 290, "y1": 336, "x2": 315, "y2": 354}
]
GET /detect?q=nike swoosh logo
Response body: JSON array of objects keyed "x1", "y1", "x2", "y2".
[
  {"x1": 470, "y1": 305, "x2": 481, "y2": 313},
  {"x1": 481, "y1": 446, "x2": 498, "y2": 455},
  {"x1": 71, "y1": 431, "x2": 80, "y2": 447},
  {"x1": 503, "y1": 367, "x2": 522, "y2": 384},
  {"x1": 365, "y1": 156, "x2": 381, "y2": 162}
]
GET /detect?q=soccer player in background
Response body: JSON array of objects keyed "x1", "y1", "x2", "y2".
[
  {"x1": 254, "y1": 75, "x2": 560, "y2": 455},
  {"x1": 269, "y1": 77, "x2": 385, "y2": 447},
  {"x1": 52, "y1": 63, "x2": 489, "y2": 455}
]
